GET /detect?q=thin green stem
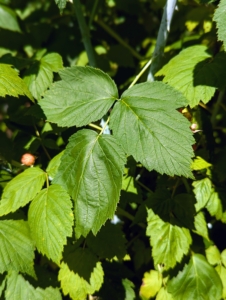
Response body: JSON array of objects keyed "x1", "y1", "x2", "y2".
[
  {"x1": 95, "y1": 18, "x2": 144, "y2": 61},
  {"x1": 171, "y1": 178, "x2": 180, "y2": 198},
  {"x1": 128, "y1": 59, "x2": 152, "y2": 88},
  {"x1": 182, "y1": 177, "x2": 191, "y2": 193},
  {"x1": 88, "y1": 123, "x2": 102, "y2": 131},
  {"x1": 211, "y1": 90, "x2": 225, "y2": 128},
  {"x1": 73, "y1": 0, "x2": 96, "y2": 67},
  {"x1": 99, "y1": 117, "x2": 110, "y2": 135},
  {"x1": 46, "y1": 172, "x2": 49, "y2": 188},
  {"x1": 116, "y1": 207, "x2": 146, "y2": 229},
  {"x1": 33, "y1": 122, "x2": 51, "y2": 161},
  {"x1": 88, "y1": 0, "x2": 99, "y2": 28}
]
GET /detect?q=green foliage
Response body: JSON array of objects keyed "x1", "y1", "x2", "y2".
[{"x1": 0, "y1": 0, "x2": 226, "y2": 299}]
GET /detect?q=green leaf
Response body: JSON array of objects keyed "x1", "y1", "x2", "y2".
[
  {"x1": 167, "y1": 254, "x2": 223, "y2": 300},
  {"x1": 156, "y1": 45, "x2": 215, "y2": 107},
  {"x1": 156, "y1": 287, "x2": 173, "y2": 300},
  {"x1": 140, "y1": 270, "x2": 162, "y2": 299},
  {"x1": 213, "y1": 0, "x2": 226, "y2": 51},
  {"x1": 46, "y1": 151, "x2": 64, "y2": 180},
  {"x1": 86, "y1": 223, "x2": 127, "y2": 260},
  {"x1": 39, "y1": 66, "x2": 118, "y2": 127},
  {"x1": 206, "y1": 246, "x2": 221, "y2": 266},
  {"x1": 221, "y1": 249, "x2": 226, "y2": 268},
  {"x1": 23, "y1": 53, "x2": 63, "y2": 100},
  {"x1": 206, "y1": 190, "x2": 223, "y2": 220},
  {"x1": 0, "y1": 220, "x2": 35, "y2": 277},
  {"x1": 216, "y1": 265, "x2": 226, "y2": 299},
  {"x1": 193, "y1": 178, "x2": 212, "y2": 212},
  {"x1": 122, "y1": 279, "x2": 135, "y2": 300},
  {"x1": 0, "y1": 4, "x2": 21, "y2": 32},
  {"x1": 58, "y1": 261, "x2": 103, "y2": 300},
  {"x1": 146, "y1": 209, "x2": 192, "y2": 270},
  {"x1": 55, "y1": 0, "x2": 67, "y2": 12},
  {"x1": 193, "y1": 211, "x2": 210, "y2": 241},
  {"x1": 28, "y1": 185, "x2": 74, "y2": 264},
  {"x1": 191, "y1": 156, "x2": 212, "y2": 170},
  {"x1": 53, "y1": 129, "x2": 126, "y2": 238},
  {"x1": 110, "y1": 81, "x2": 194, "y2": 177},
  {"x1": 0, "y1": 64, "x2": 33, "y2": 100},
  {"x1": 5, "y1": 271, "x2": 62, "y2": 300},
  {"x1": 0, "y1": 167, "x2": 46, "y2": 216}
]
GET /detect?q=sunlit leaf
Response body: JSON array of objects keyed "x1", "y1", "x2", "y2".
[
  {"x1": 193, "y1": 211, "x2": 210, "y2": 241},
  {"x1": 214, "y1": 0, "x2": 226, "y2": 51},
  {"x1": 46, "y1": 151, "x2": 64, "y2": 180},
  {"x1": 215, "y1": 265, "x2": 226, "y2": 299},
  {"x1": 193, "y1": 178, "x2": 212, "y2": 212},
  {"x1": 206, "y1": 245, "x2": 221, "y2": 266},
  {"x1": 156, "y1": 287, "x2": 173, "y2": 300},
  {"x1": 191, "y1": 156, "x2": 212, "y2": 170},
  {"x1": 110, "y1": 81, "x2": 194, "y2": 177},
  {"x1": 140, "y1": 270, "x2": 162, "y2": 299}
]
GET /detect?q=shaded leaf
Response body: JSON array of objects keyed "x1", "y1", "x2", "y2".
[
  {"x1": 39, "y1": 66, "x2": 118, "y2": 127},
  {"x1": 0, "y1": 4, "x2": 21, "y2": 32},
  {"x1": 146, "y1": 209, "x2": 192, "y2": 270},
  {"x1": 54, "y1": 129, "x2": 126, "y2": 238},
  {"x1": 167, "y1": 254, "x2": 222, "y2": 300},
  {"x1": 0, "y1": 64, "x2": 33, "y2": 100},
  {"x1": 156, "y1": 45, "x2": 215, "y2": 107},
  {"x1": 0, "y1": 220, "x2": 35, "y2": 277},
  {"x1": 28, "y1": 185, "x2": 74, "y2": 264},
  {"x1": 0, "y1": 167, "x2": 46, "y2": 216},
  {"x1": 58, "y1": 261, "x2": 103, "y2": 300},
  {"x1": 5, "y1": 271, "x2": 62, "y2": 300},
  {"x1": 122, "y1": 279, "x2": 135, "y2": 300},
  {"x1": 140, "y1": 270, "x2": 162, "y2": 299},
  {"x1": 24, "y1": 53, "x2": 63, "y2": 100},
  {"x1": 110, "y1": 81, "x2": 194, "y2": 177},
  {"x1": 193, "y1": 178, "x2": 212, "y2": 212},
  {"x1": 214, "y1": 0, "x2": 226, "y2": 51}
]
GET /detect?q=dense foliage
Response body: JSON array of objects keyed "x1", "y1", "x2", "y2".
[{"x1": 0, "y1": 0, "x2": 226, "y2": 299}]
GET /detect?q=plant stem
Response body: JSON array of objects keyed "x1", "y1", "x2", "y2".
[
  {"x1": 88, "y1": 0, "x2": 99, "y2": 28},
  {"x1": 95, "y1": 18, "x2": 144, "y2": 61},
  {"x1": 88, "y1": 123, "x2": 102, "y2": 131},
  {"x1": 128, "y1": 59, "x2": 152, "y2": 88},
  {"x1": 147, "y1": 0, "x2": 177, "y2": 81},
  {"x1": 46, "y1": 172, "x2": 49, "y2": 188},
  {"x1": 33, "y1": 123, "x2": 51, "y2": 161},
  {"x1": 99, "y1": 117, "x2": 110, "y2": 135},
  {"x1": 211, "y1": 89, "x2": 225, "y2": 127},
  {"x1": 73, "y1": 0, "x2": 96, "y2": 67},
  {"x1": 116, "y1": 207, "x2": 146, "y2": 229}
]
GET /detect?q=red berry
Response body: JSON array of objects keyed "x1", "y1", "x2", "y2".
[{"x1": 21, "y1": 153, "x2": 36, "y2": 166}]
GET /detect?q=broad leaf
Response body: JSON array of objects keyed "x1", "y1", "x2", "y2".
[
  {"x1": 206, "y1": 190, "x2": 223, "y2": 220},
  {"x1": 110, "y1": 81, "x2": 194, "y2": 177},
  {"x1": 140, "y1": 270, "x2": 162, "y2": 299},
  {"x1": 146, "y1": 209, "x2": 192, "y2": 270},
  {"x1": 156, "y1": 45, "x2": 215, "y2": 107},
  {"x1": 23, "y1": 53, "x2": 63, "y2": 100},
  {"x1": 156, "y1": 287, "x2": 173, "y2": 300},
  {"x1": 214, "y1": 0, "x2": 226, "y2": 51},
  {"x1": 0, "y1": 220, "x2": 35, "y2": 277},
  {"x1": 216, "y1": 265, "x2": 226, "y2": 299},
  {"x1": 54, "y1": 129, "x2": 126, "y2": 238},
  {"x1": 0, "y1": 64, "x2": 33, "y2": 100},
  {"x1": 122, "y1": 279, "x2": 135, "y2": 300},
  {"x1": 193, "y1": 178, "x2": 212, "y2": 212},
  {"x1": 28, "y1": 185, "x2": 74, "y2": 264},
  {"x1": 167, "y1": 254, "x2": 222, "y2": 300},
  {"x1": 193, "y1": 212, "x2": 210, "y2": 241},
  {"x1": 206, "y1": 245, "x2": 221, "y2": 266},
  {"x1": 221, "y1": 249, "x2": 226, "y2": 267},
  {"x1": 39, "y1": 66, "x2": 118, "y2": 127},
  {"x1": 46, "y1": 151, "x2": 64, "y2": 180},
  {"x1": 86, "y1": 222, "x2": 127, "y2": 260},
  {"x1": 191, "y1": 156, "x2": 212, "y2": 170},
  {"x1": 0, "y1": 4, "x2": 21, "y2": 32},
  {"x1": 0, "y1": 167, "x2": 46, "y2": 216},
  {"x1": 5, "y1": 271, "x2": 62, "y2": 300},
  {"x1": 58, "y1": 261, "x2": 103, "y2": 300}
]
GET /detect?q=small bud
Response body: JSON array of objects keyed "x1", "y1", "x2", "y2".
[
  {"x1": 21, "y1": 153, "x2": 36, "y2": 166},
  {"x1": 190, "y1": 123, "x2": 202, "y2": 133}
]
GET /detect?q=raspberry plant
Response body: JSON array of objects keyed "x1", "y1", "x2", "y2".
[{"x1": 0, "y1": 0, "x2": 226, "y2": 299}]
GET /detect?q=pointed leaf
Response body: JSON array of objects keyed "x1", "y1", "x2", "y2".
[
  {"x1": 193, "y1": 178, "x2": 212, "y2": 212},
  {"x1": 146, "y1": 209, "x2": 192, "y2": 270},
  {"x1": 5, "y1": 272, "x2": 62, "y2": 300},
  {"x1": 156, "y1": 45, "x2": 215, "y2": 107},
  {"x1": 213, "y1": 0, "x2": 226, "y2": 51},
  {"x1": 0, "y1": 4, "x2": 21, "y2": 32},
  {"x1": 206, "y1": 190, "x2": 223, "y2": 220},
  {"x1": 0, "y1": 64, "x2": 33, "y2": 100},
  {"x1": 46, "y1": 151, "x2": 64, "y2": 180},
  {"x1": 167, "y1": 254, "x2": 222, "y2": 300},
  {"x1": 140, "y1": 270, "x2": 162, "y2": 299},
  {"x1": 28, "y1": 185, "x2": 74, "y2": 264},
  {"x1": 23, "y1": 53, "x2": 63, "y2": 100},
  {"x1": 39, "y1": 66, "x2": 118, "y2": 127},
  {"x1": 206, "y1": 245, "x2": 221, "y2": 266},
  {"x1": 0, "y1": 220, "x2": 35, "y2": 277},
  {"x1": 122, "y1": 279, "x2": 135, "y2": 300},
  {"x1": 110, "y1": 81, "x2": 194, "y2": 177},
  {"x1": 0, "y1": 167, "x2": 46, "y2": 216},
  {"x1": 58, "y1": 261, "x2": 103, "y2": 300},
  {"x1": 156, "y1": 287, "x2": 173, "y2": 300},
  {"x1": 191, "y1": 156, "x2": 212, "y2": 170},
  {"x1": 193, "y1": 212, "x2": 210, "y2": 241},
  {"x1": 54, "y1": 129, "x2": 126, "y2": 238},
  {"x1": 55, "y1": 0, "x2": 67, "y2": 12}
]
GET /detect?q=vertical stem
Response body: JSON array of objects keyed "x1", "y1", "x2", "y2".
[
  {"x1": 73, "y1": 0, "x2": 96, "y2": 67},
  {"x1": 147, "y1": 0, "x2": 177, "y2": 81}
]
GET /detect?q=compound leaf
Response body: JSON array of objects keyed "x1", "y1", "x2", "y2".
[
  {"x1": 53, "y1": 129, "x2": 126, "y2": 238},
  {"x1": 39, "y1": 66, "x2": 118, "y2": 127},
  {"x1": 0, "y1": 220, "x2": 35, "y2": 277},
  {"x1": 0, "y1": 167, "x2": 46, "y2": 216},
  {"x1": 28, "y1": 185, "x2": 74, "y2": 264},
  {"x1": 24, "y1": 53, "x2": 63, "y2": 100},
  {"x1": 0, "y1": 64, "x2": 33, "y2": 100},
  {"x1": 214, "y1": 0, "x2": 226, "y2": 51},
  {"x1": 167, "y1": 254, "x2": 222, "y2": 300},
  {"x1": 156, "y1": 45, "x2": 215, "y2": 107},
  {"x1": 59, "y1": 261, "x2": 103, "y2": 300},
  {"x1": 5, "y1": 271, "x2": 62, "y2": 300},
  {"x1": 110, "y1": 81, "x2": 194, "y2": 177},
  {"x1": 146, "y1": 209, "x2": 192, "y2": 270}
]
